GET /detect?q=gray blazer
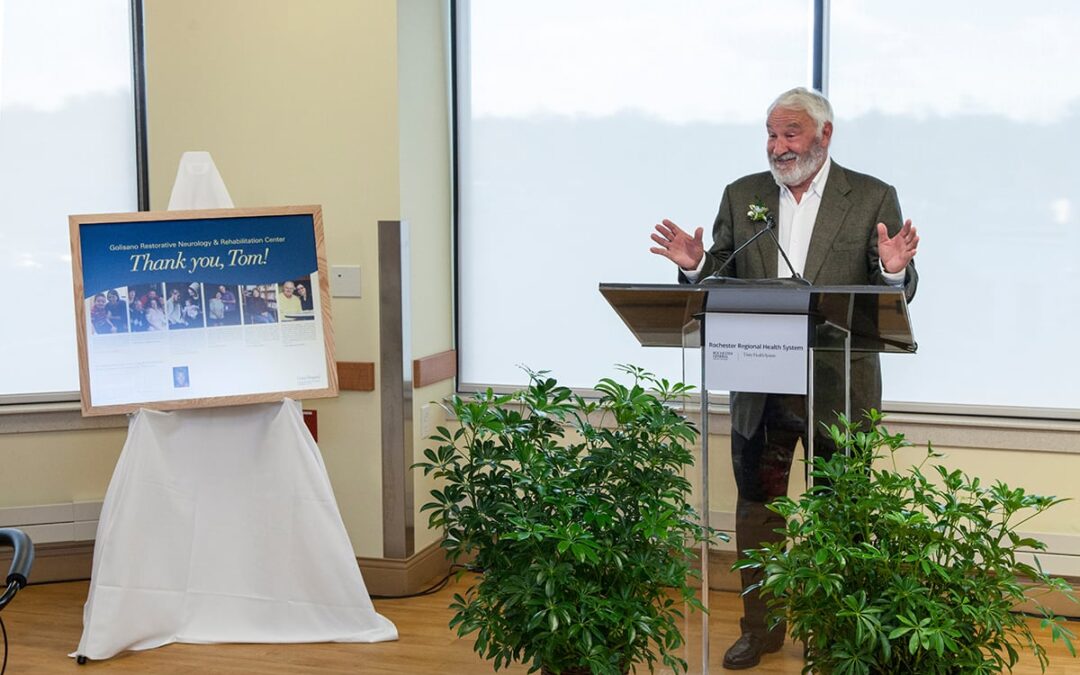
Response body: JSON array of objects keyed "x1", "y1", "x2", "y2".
[{"x1": 689, "y1": 162, "x2": 918, "y2": 437}]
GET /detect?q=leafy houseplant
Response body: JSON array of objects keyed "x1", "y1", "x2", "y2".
[
  {"x1": 415, "y1": 366, "x2": 714, "y2": 675},
  {"x1": 735, "y1": 411, "x2": 1076, "y2": 674}
]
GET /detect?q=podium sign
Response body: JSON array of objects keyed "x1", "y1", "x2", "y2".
[{"x1": 704, "y1": 312, "x2": 808, "y2": 394}]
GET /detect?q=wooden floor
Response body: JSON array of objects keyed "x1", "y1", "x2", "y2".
[{"x1": 1, "y1": 578, "x2": 1077, "y2": 674}]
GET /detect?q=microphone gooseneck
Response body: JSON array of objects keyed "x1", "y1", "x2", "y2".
[
  {"x1": 701, "y1": 214, "x2": 810, "y2": 285},
  {"x1": 702, "y1": 218, "x2": 776, "y2": 282},
  {"x1": 762, "y1": 214, "x2": 810, "y2": 285}
]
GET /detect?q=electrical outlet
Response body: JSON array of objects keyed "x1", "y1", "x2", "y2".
[{"x1": 420, "y1": 403, "x2": 441, "y2": 438}]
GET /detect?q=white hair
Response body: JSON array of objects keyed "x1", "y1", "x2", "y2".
[{"x1": 767, "y1": 87, "x2": 833, "y2": 136}]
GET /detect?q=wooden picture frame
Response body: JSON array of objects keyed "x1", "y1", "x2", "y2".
[{"x1": 69, "y1": 205, "x2": 338, "y2": 416}]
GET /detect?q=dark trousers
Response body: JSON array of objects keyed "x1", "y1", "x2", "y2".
[{"x1": 731, "y1": 394, "x2": 838, "y2": 636}]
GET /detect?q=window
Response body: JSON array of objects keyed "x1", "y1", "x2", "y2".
[
  {"x1": 457, "y1": 0, "x2": 810, "y2": 388},
  {"x1": 0, "y1": 0, "x2": 143, "y2": 402},
  {"x1": 455, "y1": 0, "x2": 1080, "y2": 418},
  {"x1": 828, "y1": 0, "x2": 1080, "y2": 414}
]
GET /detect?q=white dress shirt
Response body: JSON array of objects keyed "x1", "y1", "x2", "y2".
[{"x1": 778, "y1": 157, "x2": 830, "y2": 277}]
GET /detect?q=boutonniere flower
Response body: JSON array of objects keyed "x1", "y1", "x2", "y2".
[{"x1": 747, "y1": 200, "x2": 770, "y2": 223}]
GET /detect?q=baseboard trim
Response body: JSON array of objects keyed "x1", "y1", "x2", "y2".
[
  {"x1": 0, "y1": 539, "x2": 455, "y2": 598},
  {"x1": 0, "y1": 540, "x2": 95, "y2": 584},
  {"x1": 8, "y1": 539, "x2": 1074, "y2": 619},
  {"x1": 357, "y1": 539, "x2": 452, "y2": 597},
  {"x1": 708, "y1": 549, "x2": 742, "y2": 592}
]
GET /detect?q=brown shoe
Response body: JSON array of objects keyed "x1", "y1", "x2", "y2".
[{"x1": 721, "y1": 630, "x2": 785, "y2": 670}]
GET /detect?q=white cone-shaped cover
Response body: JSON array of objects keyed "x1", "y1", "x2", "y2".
[{"x1": 167, "y1": 151, "x2": 234, "y2": 210}]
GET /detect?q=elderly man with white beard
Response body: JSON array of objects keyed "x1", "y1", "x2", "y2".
[{"x1": 650, "y1": 87, "x2": 920, "y2": 670}]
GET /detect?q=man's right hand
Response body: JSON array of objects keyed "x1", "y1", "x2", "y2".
[{"x1": 650, "y1": 219, "x2": 705, "y2": 271}]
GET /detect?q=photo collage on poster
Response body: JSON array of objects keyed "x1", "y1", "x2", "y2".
[
  {"x1": 84, "y1": 275, "x2": 319, "y2": 395},
  {"x1": 86, "y1": 277, "x2": 317, "y2": 336}
]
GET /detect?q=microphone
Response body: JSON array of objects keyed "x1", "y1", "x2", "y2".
[{"x1": 701, "y1": 214, "x2": 810, "y2": 285}]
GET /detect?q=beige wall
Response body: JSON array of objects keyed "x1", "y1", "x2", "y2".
[
  {"x1": 709, "y1": 428, "x2": 1080, "y2": 533},
  {"x1": 888, "y1": 444, "x2": 1080, "y2": 535},
  {"x1": 144, "y1": 0, "x2": 403, "y2": 557},
  {"x1": 0, "y1": 428, "x2": 126, "y2": 508}
]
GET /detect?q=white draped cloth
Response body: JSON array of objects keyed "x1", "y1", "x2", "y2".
[{"x1": 75, "y1": 401, "x2": 397, "y2": 660}]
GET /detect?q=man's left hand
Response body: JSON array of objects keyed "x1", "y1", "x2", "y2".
[{"x1": 877, "y1": 219, "x2": 919, "y2": 274}]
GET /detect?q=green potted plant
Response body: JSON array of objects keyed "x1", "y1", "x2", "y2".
[
  {"x1": 415, "y1": 366, "x2": 715, "y2": 675},
  {"x1": 735, "y1": 411, "x2": 1077, "y2": 674}
]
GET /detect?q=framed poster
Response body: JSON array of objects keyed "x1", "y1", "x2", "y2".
[{"x1": 69, "y1": 205, "x2": 338, "y2": 416}]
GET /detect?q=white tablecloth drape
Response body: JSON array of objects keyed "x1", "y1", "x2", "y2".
[{"x1": 75, "y1": 400, "x2": 397, "y2": 661}]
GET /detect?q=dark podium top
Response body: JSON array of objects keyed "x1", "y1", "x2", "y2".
[{"x1": 599, "y1": 282, "x2": 915, "y2": 354}]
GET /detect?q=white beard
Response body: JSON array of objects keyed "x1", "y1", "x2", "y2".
[{"x1": 769, "y1": 137, "x2": 828, "y2": 187}]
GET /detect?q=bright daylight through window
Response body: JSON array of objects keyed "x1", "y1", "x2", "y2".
[
  {"x1": 0, "y1": 0, "x2": 139, "y2": 402},
  {"x1": 456, "y1": 0, "x2": 1080, "y2": 417}
]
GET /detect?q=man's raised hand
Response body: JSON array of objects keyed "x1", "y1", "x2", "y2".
[
  {"x1": 877, "y1": 219, "x2": 919, "y2": 274},
  {"x1": 650, "y1": 219, "x2": 705, "y2": 271}
]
